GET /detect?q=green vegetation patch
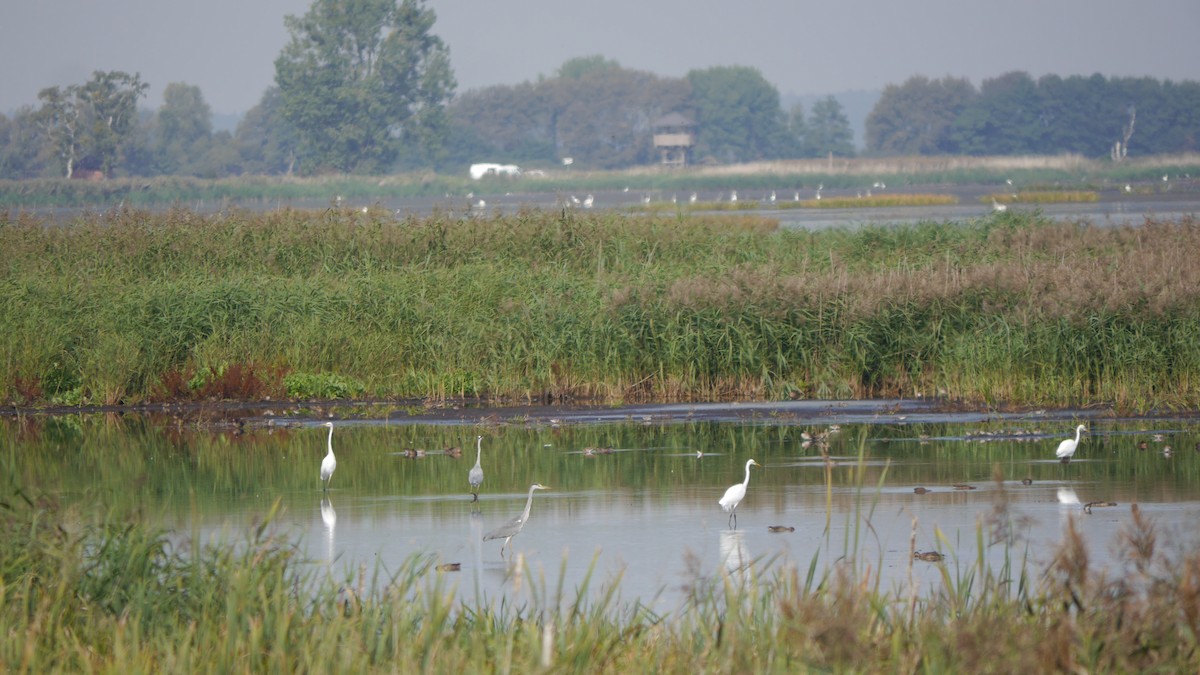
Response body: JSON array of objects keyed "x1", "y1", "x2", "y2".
[{"x1": 3, "y1": 207, "x2": 1200, "y2": 410}]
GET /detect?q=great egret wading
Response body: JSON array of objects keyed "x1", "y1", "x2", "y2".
[
  {"x1": 484, "y1": 483, "x2": 549, "y2": 557},
  {"x1": 719, "y1": 459, "x2": 760, "y2": 529},
  {"x1": 320, "y1": 422, "x2": 337, "y2": 491},
  {"x1": 1056, "y1": 424, "x2": 1087, "y2": 463}
]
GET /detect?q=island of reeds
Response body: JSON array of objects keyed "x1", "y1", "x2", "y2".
[{"x1": 3, "y1": 206, "x2": 1200, "y2": 411}]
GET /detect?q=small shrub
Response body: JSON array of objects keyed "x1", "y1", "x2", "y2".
[{"x1": 284, "y1": 371, "x2": 367, "y2": 400}]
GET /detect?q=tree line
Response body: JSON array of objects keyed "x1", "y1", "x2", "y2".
[
  {"x1": 865, "y1": 72, "x2": 1200, "y2": 158},
  {"x1": 0, "y1": 0, "x2": 1196, "y2": 180}
]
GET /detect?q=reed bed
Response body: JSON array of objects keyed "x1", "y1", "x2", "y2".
[
  {"x1": 4, "y1": 207, "x2": 1200, "y2": 410},
  {"x1": 982, "y1": 190, "x2": 1099, "y2": 204},
  {"x1": 3, "y1": 461, "x2": 1199, "y2": 672},
  {"x1": 789, "y1": 193, "x2": 958, "y2": 208}
]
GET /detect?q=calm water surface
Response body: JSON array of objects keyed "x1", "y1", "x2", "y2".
[{"x1": 7, "y1": 402, "x2": 1200, "y2": 611}]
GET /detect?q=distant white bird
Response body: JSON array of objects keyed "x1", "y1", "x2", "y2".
[
  {"x1": 1055, "y1": 424, "x2": 1087, "y2": 463},
  {"x1": 769, "y1": 190, "x2": 776, "y2": 202},
  {"x1": 992, "y1": 198, "x2": 1008, "y2": 213},
  {"x1": 689, "y1": 192, "x2": 698, "y2": 203},
  {"x1": 468, "y1": 435, "x2": 485, "y2": 502},
  {"x1": 475, "y1": 199, "x2": 486, "y2": 209},
  {"x1": 570, "y1": 195, "x2": 580, "y2": 205},
  {"x1": 730, "y1": 190, "x2": 738, "y2": 202},
  {"x1": 1124, "y1": 184, "x2": 1132, "y2": 193},
  {"x1": 719, "y1": 459, "x2": 761, "y2": 529},
  {"x1": 583, "y1": 194, "x2": 594, "y2": 208},
  {"x1": 642, "y1": 194, "x2": 651, "y2": 204},
  {"x1": 793, "y1": 191, "x2": 800, "y2": 201},
  {"x1": 321, "y1": 422, "x2": 337, "y2": 492}
]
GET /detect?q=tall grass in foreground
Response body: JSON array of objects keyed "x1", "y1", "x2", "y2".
[
  {"x1": 4, "y1": 207, "x2": 1200, "y2": 410},
  {"x1": 3, "y1": 464, "x2": 1199, "y2": 672}
]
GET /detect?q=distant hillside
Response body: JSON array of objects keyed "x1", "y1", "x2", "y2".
[{"x1": 781, "y1": 89, "x2": 881, "y2": 152}]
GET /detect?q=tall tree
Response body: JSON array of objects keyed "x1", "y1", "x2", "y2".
[
  {"x1": 686, "y1": 65, "x2": 795, "y2": 163},
  {"x1": 235, "y1": 87, "x2": 301, "y2": 175},
  {"x1": 805, "y1": 96, "x2": 855, "y2": 157},
  {"x1": 155, "y1": 82, "x2": 214, "y2": 174},
  {"x1": 35, "y1": 86, "x2": 82, "y2": 177},
  {"x1": 35, "y1": 70, "x2": 147, "y2": 177},
  {"x1": 951, "y1": 71, "x2": 1042, "y2": 155},
  {"x1": 274, "y1": 0, "x2": 455, "y2": 173},
  {"x1": 865, "y1": 75, "x2": 974, "y2": 155}
]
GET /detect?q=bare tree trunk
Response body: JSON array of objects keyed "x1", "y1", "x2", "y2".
[{"x1": 1111, "y1": 107, "x2": 1135, "y2": 162}]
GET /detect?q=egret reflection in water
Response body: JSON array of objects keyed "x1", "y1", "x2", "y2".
[
  {"x1": 719, "y1": 529, "x2": 749, "y2": 580},
  {"x1": 320, "y1": 496, "x2": 337, "y2": 564}
]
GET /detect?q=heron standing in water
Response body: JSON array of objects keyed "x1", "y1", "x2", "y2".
[
  {"x1": 469, "y1": 435, "x2": 485, "y2": 502},
  {"x1": 1056, "y1": 424, "x2": 1087, "y2": 463},
  {"x1": 484, "y1": 483, "x2": 550, "y2": 557},
  {"x1": 719, "y1": 459, "x2": 760, "y2": 529},
  {"x1": 320, "y1": 422, "x2": 337, "y2": 492}
]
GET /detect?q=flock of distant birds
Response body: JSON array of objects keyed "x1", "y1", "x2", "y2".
[{"x1": 311, "y1": 419, "x2": 1163, "y2": 562}]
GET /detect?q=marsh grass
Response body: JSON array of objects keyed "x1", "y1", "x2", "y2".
[
  {"x1": 4, "y1": 207, "x2": 1200, "y2": 410},
  {"x1": 4, "y1": 452, "x2": 1200, "y2": 672},
  {"x1": 789, "y1": 193, "x2": 958, "y2": 208},
  {"x1": 983, "y1": 190, "x2": 1099, "y2": 204}
]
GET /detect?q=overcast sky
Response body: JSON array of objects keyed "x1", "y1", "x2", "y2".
[{"x1": 3, "y1": 0, "x2": 1198, "y2": 116}]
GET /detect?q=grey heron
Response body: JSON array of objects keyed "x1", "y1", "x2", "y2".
[
  {"x1": 468, "y1": 435, "x2": 484, "y2": 502},
  {"x1": 484, "y1": 483, "x2": 550, "y2": 557},
  {"x1": 719, "y1": 459, "x2": 760, "y2": 529}
]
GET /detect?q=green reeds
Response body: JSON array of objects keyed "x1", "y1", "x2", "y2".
[
  {"x1": 789, "y1": 193, "x2": 959, "y2": 208},
  {"x1": 4, "y1": 458, "x2": 1200, "y2": 670},
  {"x1": 4, "y1": 208, "x2": 1200, "y2": 410},
  {"x1": 983, "y1": 190, "x2": 1099, "y2": 204}
]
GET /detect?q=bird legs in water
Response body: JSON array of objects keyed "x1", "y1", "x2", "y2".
[
  {"x1": 728, "y1": 512, "x2": 738, "y2": 529},
  {"x1": 470, "y1": 491, "x2": 479, "y2": 503}
]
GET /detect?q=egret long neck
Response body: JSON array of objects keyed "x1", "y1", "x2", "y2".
[
  {"x1": 1075, "y1": 427, "x2": 1083, "y2": 443},
  {"x1": 327, "y1": 426, "x2": 334, "y2": 455},
  {"x1": 475, "y1": 436, "x2": 483, "y2": 465},
  {"x1": 742, "y1": 461, "x2": 754, "y2": 488}
]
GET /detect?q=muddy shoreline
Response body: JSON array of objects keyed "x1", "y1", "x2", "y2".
[{"x1": 4, "y1": 396, "x2": 1190, "y2": 429}]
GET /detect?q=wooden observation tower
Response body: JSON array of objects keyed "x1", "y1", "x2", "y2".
[{"x1": 652, "y1": 112, "x2": 695, "y2": 167}]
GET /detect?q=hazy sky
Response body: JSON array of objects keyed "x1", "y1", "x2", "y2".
[{"x1": 3, "y1": 0, "x2": 1198, "y2": 116}]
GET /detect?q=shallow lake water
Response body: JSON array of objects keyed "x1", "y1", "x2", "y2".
[{"x1": 6, "y1": 401, "x2": 1200, "y2": 612}]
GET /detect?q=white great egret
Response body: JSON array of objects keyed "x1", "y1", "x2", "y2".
[
  {"x1": 468, "y1": 435, "x2": 485, "y2": 502},
  {"x1": 320, "y1": 422, "x2": 337, "y2": 491},
  {"x1": 1056, "y1": 424, "x2": 1087, "y2": 463},
  {"x1": 992, "y1": 198, "x2": 1008, "y2": 212},
  {"x1": 719, "y1": 459, "x2": 760, "y2": 529},
  {"x1": 484, "y1": 483, "x2": 550, "y2": 557}
]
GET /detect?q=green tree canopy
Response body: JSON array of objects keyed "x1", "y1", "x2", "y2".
[
  {"x1": 274, "y1": 0, "x2": 455, "y2": 173},
  {"x1": 154, "y1": 82, "x2": 214, "y2": 174},
  {"x1": 805, "y1": 96, "x2": 855, "y2": 157},
  {"x1": 446, "y1": 63, "x2": 689, "y2": 170},
  {"x1": 556, "y1": 55, "x2": 621, "y2": 80},
  {"x1": 686, "y1": 65, "x2": 795, "y2": 162},
  {"x1": 865, "y1": 75, "x2": 974, "y2": 155},
  {"x1": 235, "y1": 87, "x2": 301, "y2": 175},
  {"x1": 35, "y1": 70, "x2": 147, "y2": 178}
]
